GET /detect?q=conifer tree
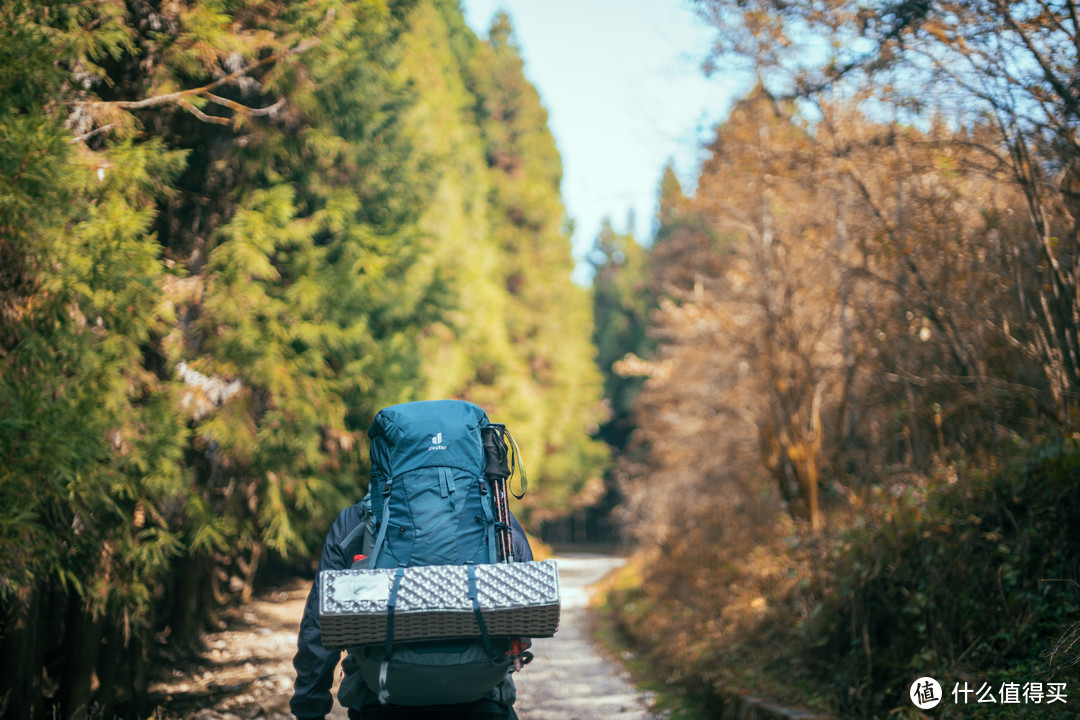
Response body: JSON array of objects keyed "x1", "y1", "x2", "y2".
[
  {"x1": 467, "y1": 12, "x2": 609, "y2": 518},
  {"x1": 2, "y1": 0, "x2": 433, "y2": 714},
  {"x1": 1, "y1": 2, "x2": 612, "y2": 715},
  {"x1": 397, "y1": 0, "x2": 530, "y2": 413},
  {"x1": 589, "y1": 218, "x2": 652, "y2": 449},
  {"x1": 391, "y1": 3, "x2": 610, "y2": 520},
  {"x1": 1, "y1": 2, "x2": 189, "y2": 715},
  {"x1": 648, "y1": 161, "x2": 724, "y2": 297}
]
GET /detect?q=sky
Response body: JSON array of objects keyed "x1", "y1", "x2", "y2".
[{"x1": 461, "y1": 0, "x2": 750, "y2": 284}]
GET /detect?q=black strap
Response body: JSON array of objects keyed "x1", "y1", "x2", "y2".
[
  {"x1": 385, "y1": 566, "x2": 405, "y2": 658},
  {"x1": 467, "y1": 564, "x2": 496, "y2": 658},
  {"x1": 378, "y1": 565, "x2": 406, "y2": 704}
]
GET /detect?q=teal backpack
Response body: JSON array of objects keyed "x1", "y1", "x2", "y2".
[{"x1": 339, "y1": 399, "x2": 520, "y2": 708}]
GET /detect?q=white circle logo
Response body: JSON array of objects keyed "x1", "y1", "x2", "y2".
[{"x1": 910, "y1": 677, "x2": 943, "y2": 709}]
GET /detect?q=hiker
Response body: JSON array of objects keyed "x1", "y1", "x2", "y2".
[
  {"x1": 289, "y1": 504, "x2": 533, "y2": 719},
  {"x1": 291, "y1": 400, "x2": 535, "y2": 720}
]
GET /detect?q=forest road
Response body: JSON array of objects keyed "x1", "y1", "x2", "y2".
[{"x1": 151, "y1": 554, "x2": 665, "y2": 720}]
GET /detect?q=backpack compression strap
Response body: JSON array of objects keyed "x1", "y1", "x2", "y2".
[
  {"x1": 367, "y1": 477, "x2": 395, "y2": 569},
  {"x1": 477, "y1": 478, "x2": 499, "y2": 564},
  {"x1": 467, "y1": 563, "x2": 496, "y2": 659},
  {"x1": 368, "y1": 476, "x2": 497, "y2": 567},
  {"x1": 377, "y1": 565, "x2": 406, "y2": 705}
]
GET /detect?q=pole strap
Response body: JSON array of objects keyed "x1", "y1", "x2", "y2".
[{"x1": 505, "y1": 429, "x2": 528, "y2": 499}]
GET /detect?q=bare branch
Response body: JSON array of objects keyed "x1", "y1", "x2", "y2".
[
  {"x1": 1068, "y1": 0, "x2": 1080, "y2": 60},
  {"x1": 176, "y1": 98, "x2": 230, "y2": 126},
  {"x1": 997, "y1": 1, "x2": 1080, "y2": 121},
  {"x1": 203, "y1": 92, "x2": 285, "y2": 117},
  {"x1": 68, "y1": 123, "x2": 115, "y2": 144}
]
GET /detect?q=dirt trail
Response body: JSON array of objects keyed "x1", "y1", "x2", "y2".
[{"x1": 151, "y1": 554, "x2": 663, "y2": 720}]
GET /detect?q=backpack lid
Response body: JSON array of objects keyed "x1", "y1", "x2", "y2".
[{"x1": 367, "y1": 399, "x2": 489, "y2": 480}]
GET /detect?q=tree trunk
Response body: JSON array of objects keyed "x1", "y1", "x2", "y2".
[
  {"x1": 171, "y1": 555, "x2": 208, "y2": 648},
  {"x1": 58, "y1": 601, "x2": 105, "y2": 720},
  {"x1": 240, "y1": 541, "x2": 263, "y2": 603},
  {"x1": 128, "y1": 632, "x2": 150, "y2": 715},
  {"x1": 0, "y1": 583, "x2": 46, "y2": 720},
  {"x1": 93, "y1": 613, "x2": 124, "y2": 720}
]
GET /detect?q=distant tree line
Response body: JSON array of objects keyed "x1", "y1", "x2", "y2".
[{"x1": 0, "y1": 1, "x2": 606, "y2": 718}]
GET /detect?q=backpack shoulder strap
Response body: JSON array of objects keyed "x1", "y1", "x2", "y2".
[
  {"x1": 337, "y1": 500, "x2": 369, "y2": 553},
  {"x1": 367, "y1": 502, "x2": 393, "y2": 568}
]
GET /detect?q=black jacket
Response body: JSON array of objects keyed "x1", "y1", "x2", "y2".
[{"x1": 290, "y1": 503, "x2": 533, "y2": 719}]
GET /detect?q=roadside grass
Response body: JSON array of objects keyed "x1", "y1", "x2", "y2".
[
  {"x1": 596, "y1": 439, "x2": 1080, "y2": 719},
  {"x1": 592, "y1": 529, "x2": 836, "y2": 718}
]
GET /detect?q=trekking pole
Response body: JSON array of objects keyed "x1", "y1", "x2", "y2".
[
  {"x1": 481, "y1": 423, "x2": 515, "y2": 563},
  {"x1": 492, "y1": 469, "x2": 513, "y2": 563}
]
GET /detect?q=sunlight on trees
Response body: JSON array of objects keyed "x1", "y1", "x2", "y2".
[
  {"x1": 0, "y1": 2, "x2": 605, "y2": 717},
  {"x1": 601, "y1": 3, "x2": 1080, "y2": 715}
]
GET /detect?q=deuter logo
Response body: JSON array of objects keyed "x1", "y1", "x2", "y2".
[{"x1": 428, "y1": 432, "x2": 447, "y2": 451}]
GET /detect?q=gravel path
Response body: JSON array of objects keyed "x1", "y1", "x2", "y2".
[
  {"x1": 151, "y1": 554, "x2": 662, "y2": 720},
  {"x1": 514, "y1": 554, "x2": 664, "y2": 720}
]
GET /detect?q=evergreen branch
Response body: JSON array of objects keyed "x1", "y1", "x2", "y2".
[
  {"x1": 76, "y1": 37, "x2": 318, "y2": 120},
  {"x1": 13, "y1": 0, "x2": 117, "y2": 21}
]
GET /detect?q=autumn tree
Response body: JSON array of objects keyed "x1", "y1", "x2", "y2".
[
  {"x1": 622, "y1": 91, "x2": 845, "y2": 533},
  {"x1": 693, "y1": 0, "x2": 1080, "y2": 427},
  {"x1": 621, "y1": 87, "x2": 1040, "y2": 538},
  {"x1": 647, "y1": 162, "x2": 726, "y2": 297},
  {"x1": 603, "y1": 3, "x2": 1079, "y2": 713}
]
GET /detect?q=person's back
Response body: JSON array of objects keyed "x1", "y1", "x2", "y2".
[
  {"x1": 290, "y1": 502, "x2": 533, "y2": 719},
  {"x1": 290, "y1": 400, "x2": 535, "y2": 720}
]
